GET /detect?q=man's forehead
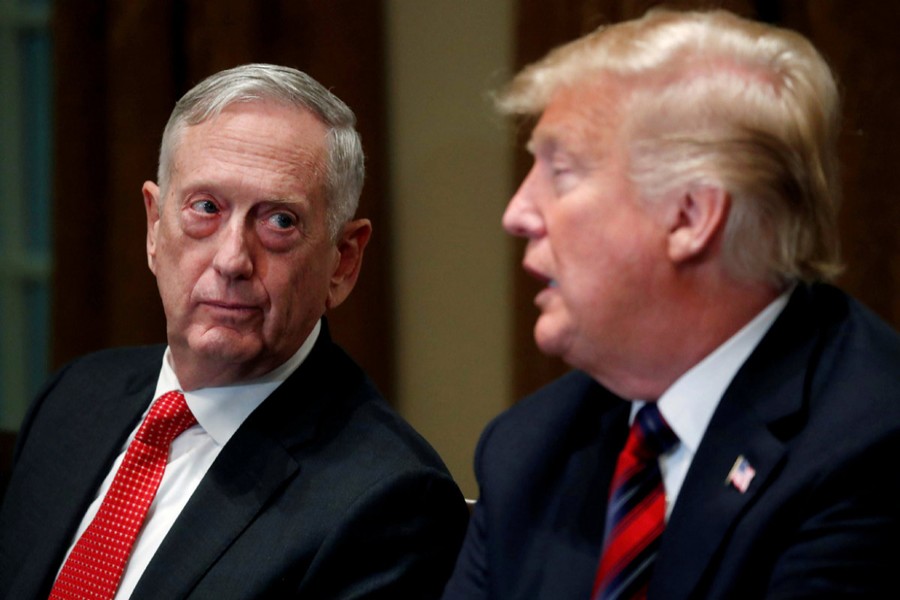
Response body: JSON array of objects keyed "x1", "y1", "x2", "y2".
[
  {"x1": 527, "y1": 83, "x2": 623, "y2": 156},
  {"x1": 188, "y1": 101, "x2": 327, "y2": 147},
  {"x1": 527, "y1": 121, "x2": 577, "y2": 155},
  {"x1": 176, "y1": 105, "x2": 325, "y2": 164}
]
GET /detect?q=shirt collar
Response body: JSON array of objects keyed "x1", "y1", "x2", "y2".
[
  {"x1": 153, "y1": 319, "x2": 321, "y2": 446},
  {"x1": 632, "y1": 290, "x2": 791, "y2": 454}
]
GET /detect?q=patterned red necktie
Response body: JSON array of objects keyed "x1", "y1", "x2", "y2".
[
  {"x1": 49, "y1": 391, "x2": 197, "y2": 600},
  {"x1": 592, "y1": 403, "x2": 679, "y2": 600}
]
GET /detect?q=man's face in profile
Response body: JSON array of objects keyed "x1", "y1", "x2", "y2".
[
  {"x1": 143, "y1": 101, "x2": 341, "y2": 388},
  {"x1": 502, "y1": 82, "x2": 671, "y2": 393}
]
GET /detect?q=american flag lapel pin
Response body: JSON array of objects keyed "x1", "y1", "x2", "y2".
[{"x1": 725, "y1": 455, "x2": 756, "y2": 493}]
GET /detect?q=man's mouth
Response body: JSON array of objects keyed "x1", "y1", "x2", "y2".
[
  {"x1": 200, "y1": 300, "x2": 261, "y2": 317},
  {"x1": 523, "y1": 264, "x2": 554, "y2": 287}
]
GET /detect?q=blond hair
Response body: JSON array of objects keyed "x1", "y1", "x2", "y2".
[{"x1": 498, "y1": 9, "x2": 842, "y2": 285}]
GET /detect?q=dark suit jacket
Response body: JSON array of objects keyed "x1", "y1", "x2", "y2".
[
  {"x1": 443, "y1": 284, "x2": 900, "y2": 599},
  {"x1": 0, "y1": 324, "x2": 469, "y2": 599}
]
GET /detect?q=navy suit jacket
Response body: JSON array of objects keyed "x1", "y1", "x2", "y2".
[
  {"x1": 0, "y1": 324, "x2": 469, "y2": 599},
  {"x1": 443, "y1": 284, "x2": 900, "y2": 599}
]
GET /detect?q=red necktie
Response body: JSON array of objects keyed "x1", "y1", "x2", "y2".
[
  {"x1": 49, "y1": 391, "x2": 197, "y2": 600},
  {"x1": 592, "y1": 403, "x2": 678, "y2": 600}
]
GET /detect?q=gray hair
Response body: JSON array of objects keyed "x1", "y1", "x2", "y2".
[
  {"x1": 158, "y1": 63, "x2": 364, "y2": 239},
  {"x1": 498, "y1": 9, "x2": 842, "y2": 285}
]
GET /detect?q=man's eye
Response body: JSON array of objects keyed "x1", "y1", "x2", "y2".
[
  {"x1": 191, "y1": 199, "x2": 218, "y2": 214},
  {"x1": 268, "y1": 213, "x2": 296, "y2": 229},
  {"x1": 550, "y1": 165, "x2": 577, "y2": 192},
  {"x1": 550, "y1": 161, "x2": 573, "y2": 178}
]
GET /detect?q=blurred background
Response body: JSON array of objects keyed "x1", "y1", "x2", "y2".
[{"x1": 1, "y1": 0, "x2": 898, "y2": 498}]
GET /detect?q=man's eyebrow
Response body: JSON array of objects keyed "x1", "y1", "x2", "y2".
[
  {"x1": 530, "y1": 115, "x2": 587, "y2": 152},
  {"x1": 526, "y1": 130, "x2": 559, "y2": 156}
]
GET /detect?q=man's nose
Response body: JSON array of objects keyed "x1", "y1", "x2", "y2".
[
  {"x1": 212, "y1": 222, "x2": 254, "y2": 279},
  {"x1": 502, "y1": 165, "x2": 544, "y2": 238}
]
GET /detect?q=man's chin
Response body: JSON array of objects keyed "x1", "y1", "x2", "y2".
[
  {"x1": 533, "y1": 319, "x2": 570, "y2": 360},
  {"x1": 172, "y1": 338, "x2": 268, "y2": 389},
  {"x1": 185, "y1": 328, "x2": 264, "y2": 364}
]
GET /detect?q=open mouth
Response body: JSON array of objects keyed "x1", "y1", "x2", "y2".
[{"x1": 523, "y1": 263, "x2": 552, "y2": 286}]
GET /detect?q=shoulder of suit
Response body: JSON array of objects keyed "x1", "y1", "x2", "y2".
[
  {"x1": 47, "y1": 345, "x2": 166, "y2": 395},
  {"x1": 503, "y1": 371, "x2": 613, "y2": 425},
  {"x1": 64, "y1": 344, "x2": 167, "y2": 371},
  {"x1": 476, "y1": 371, "x2": 622, "y2": 463}
]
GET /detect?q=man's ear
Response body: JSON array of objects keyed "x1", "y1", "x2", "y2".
[
  {"x1": 143, "y1": 181, "x2": 162, "y2": 275},
  {"x1": 665, "y1": 184, "x2": 729, "y2": 264},
  {"x1": 326, "y1": 218, "x2": 373, "y2": 310}
]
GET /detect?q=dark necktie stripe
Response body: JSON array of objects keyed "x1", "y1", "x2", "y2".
[{"x1": 592, "y1": 404, "x2": 678, "y2": 600}]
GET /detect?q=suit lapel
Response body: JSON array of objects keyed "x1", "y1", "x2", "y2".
[
  {"x1": 10, "y1": 350, "x2": 159, "y2": 599},
  {"x1": 650, "y1": 286, "x2": 823, "y2": 600},
  {"x1": 133, "y1": 419, "x2": 301, "y2": 599},
  {"x1": 547, "y1": 396, "x2": 630, "y2": 598},
  {"x1": 49, "y1": 384, "x2": 153, "y2": 545},
  {"x1": 650, "y1": 394, "x2": 789, "y2": 600},
  {"x1": 133, "y1": 328, "x2": 337, "y2": 599},
  {"x1": 501, "y1": 376, "x2": 629, "y2": 599}
]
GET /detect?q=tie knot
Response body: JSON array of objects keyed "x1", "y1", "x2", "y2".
[
  {"x1": 135, "y1": 390, "x2": 197, "y2": 447},
  {"x1": 627, "y1": 403, "x2": 678, "y2": 460}
]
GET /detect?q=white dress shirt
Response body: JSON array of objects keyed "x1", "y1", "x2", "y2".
[
  {"x1": 630, "y1": 292, "x2": 791, "y2": 519},
  {"x1": 57, "y1": 320, "x2": 321, "y2": 599}
]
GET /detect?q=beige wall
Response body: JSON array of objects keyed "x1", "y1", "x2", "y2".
[{"x1": 385, "y1": 1, "x2": 514, "y2": 498}]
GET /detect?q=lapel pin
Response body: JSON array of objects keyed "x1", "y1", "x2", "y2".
[{"x1": 725, "y1": 454, "x2": 756, "y2": 493}]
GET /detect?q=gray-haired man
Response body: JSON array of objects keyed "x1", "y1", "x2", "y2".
[{"x1": 1, "y1": 63, "x2": 468, "y2": 600}]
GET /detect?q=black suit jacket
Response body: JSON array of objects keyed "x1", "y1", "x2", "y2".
[
  {"x1": 0, "y1": 324, "x2": 469, "y2": 599},
  {"x1": 443, "y1": 284, "x2": 900, "y2": 599}
]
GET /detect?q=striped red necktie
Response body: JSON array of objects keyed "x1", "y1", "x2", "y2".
[
  {"x1": 592, "y1": 403, "x2": 679, "y2": 600},
  {"x1": 49, "y1": 391, "x2": 197, "y2": 600}
]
